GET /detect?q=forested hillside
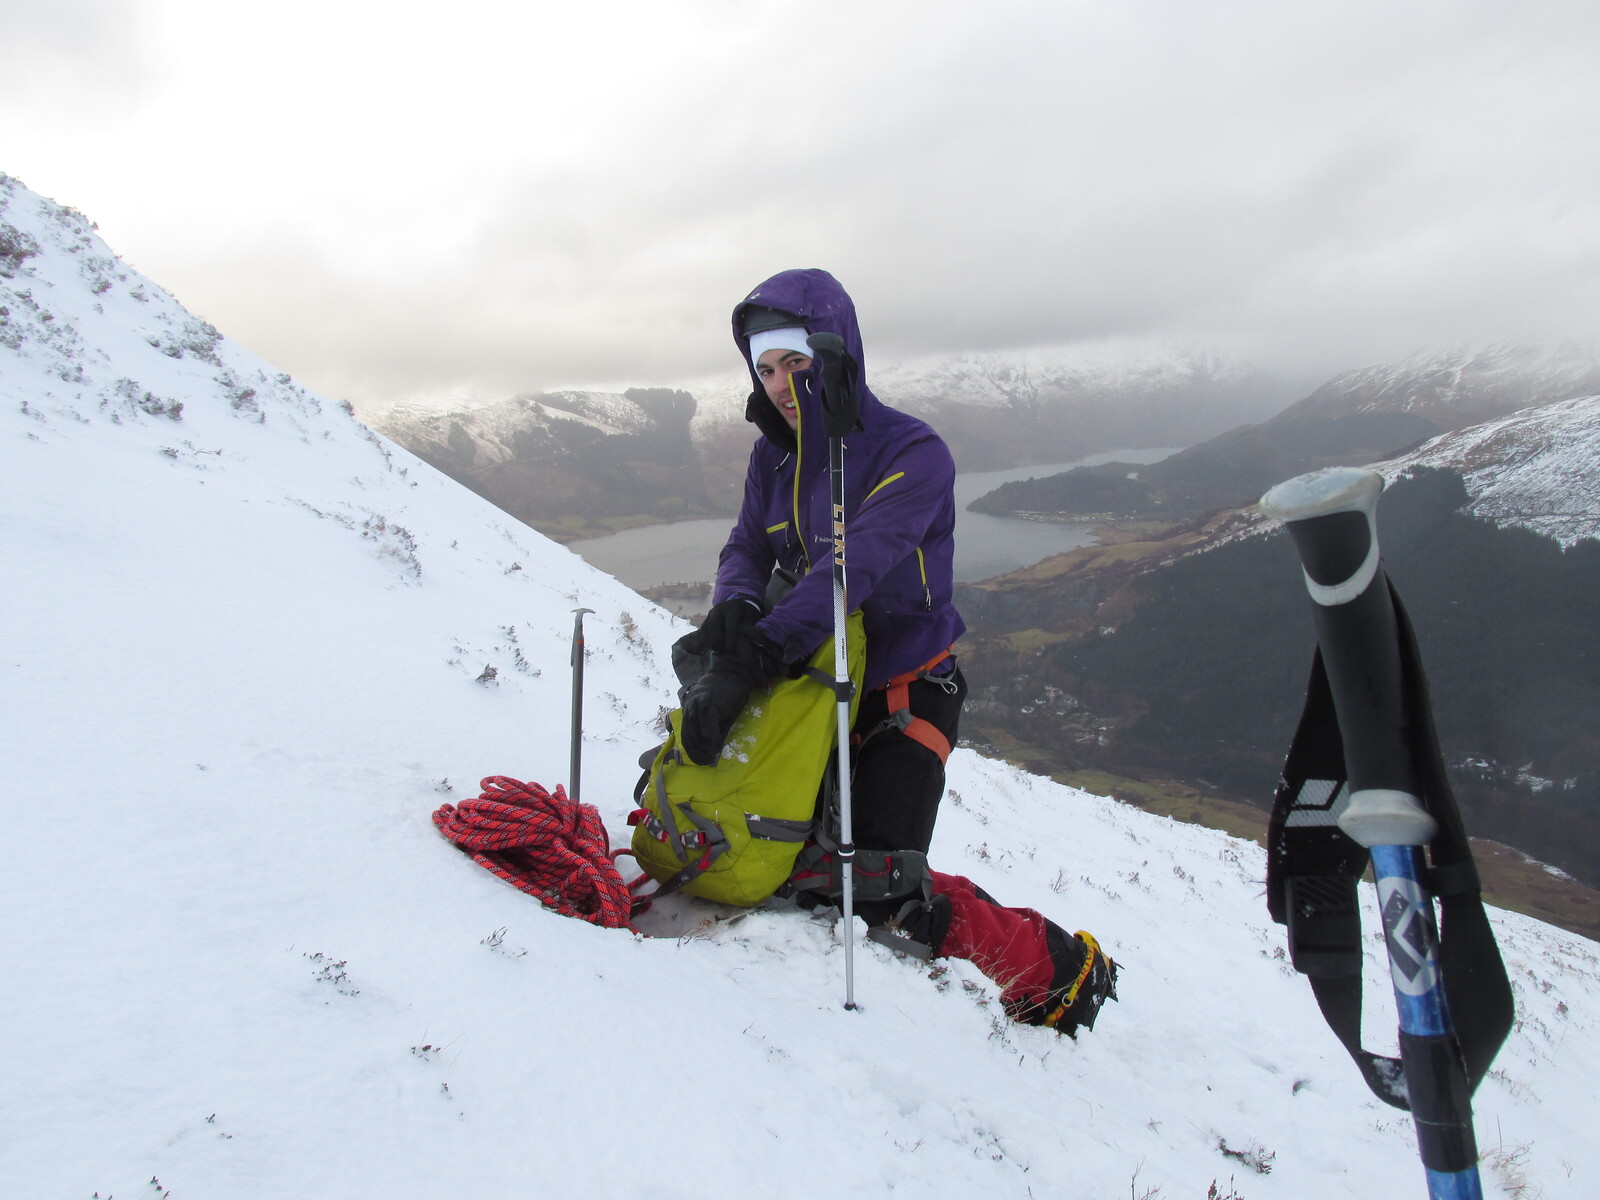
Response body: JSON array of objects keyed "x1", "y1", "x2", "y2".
[{"x1": 960, "y1": 468, "x2": 1600, "y2": 888}]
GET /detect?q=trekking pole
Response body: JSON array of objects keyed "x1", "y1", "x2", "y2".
[
  {"x1": 807, "y1": 332, "x2": 862, "y2": 1011},
  {"x1": 1260, "y1": 468, "x2": 1484, "y2": 1200},
  {"x1": 569, "y1": 607, "x2": 595, "y2": 805}
]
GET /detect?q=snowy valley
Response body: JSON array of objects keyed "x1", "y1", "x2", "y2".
[
  {"x1": 369, "y1": 340, "x2": 1285, "y2": 536},
  {"x1": 4, "y1": 174, "x2": 1598, "y2": 1199}
]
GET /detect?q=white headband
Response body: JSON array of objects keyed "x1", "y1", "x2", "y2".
[{"x1": 748, "y1": 327, "x2": 813, "y2": 370}]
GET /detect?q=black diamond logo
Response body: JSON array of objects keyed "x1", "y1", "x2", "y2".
[{"x1": 1382, "y1": 891, "x2": 1424, "y2": 982}]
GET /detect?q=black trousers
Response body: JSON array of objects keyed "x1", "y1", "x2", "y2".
[{"x1": 848, "y1": 664, "x2": 968, "y2": 922}]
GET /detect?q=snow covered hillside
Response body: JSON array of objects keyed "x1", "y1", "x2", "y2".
[
  {"x1": 4, "y1": 173, "x2": 1598, "y2": 1199},
  {"x1": 1273, "y1": 342, "x2": 1600, "y2": 433},
  {"x1": 373, "y1": 390, "x2": 658, "y2": 464},
  {"x1": 1374, "y1": 393, "x2": 1600, "y2": 548}
]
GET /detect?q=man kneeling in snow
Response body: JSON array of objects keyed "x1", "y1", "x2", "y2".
[{"x1": 672, "y1": 268, "x2": 1117, "y2": 1036}]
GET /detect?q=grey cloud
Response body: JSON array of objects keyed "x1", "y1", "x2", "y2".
[
  {"x1": 62, "y1": 0, "x2": 1600, "y2": 409},
  {"x1": 0, "y1": 0, "x2": 147, "y2": 101}
]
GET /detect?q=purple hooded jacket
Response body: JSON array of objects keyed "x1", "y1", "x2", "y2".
[{"x1": 713, "y1": 269, "x2": 966, "y2": 690}]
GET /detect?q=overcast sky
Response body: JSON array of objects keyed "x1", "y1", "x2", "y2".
[{"x1": 6, "y1": 0, "x2": 1599, "y2": 412}]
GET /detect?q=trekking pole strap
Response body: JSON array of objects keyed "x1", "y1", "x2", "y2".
[
  {"x1": 1270, "y1": 649, "x2": 1513, "y2": 1109},
  {"x1": 1308, "y1": 974, "x2": 1410, "y2": 1108}
]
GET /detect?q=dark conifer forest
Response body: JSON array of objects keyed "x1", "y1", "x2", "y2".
[{"x1": 961, "y1": 468, "x2": 1600, "y2": 886}]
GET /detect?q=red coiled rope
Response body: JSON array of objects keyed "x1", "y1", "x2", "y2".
[{"x1": 432, "y1": 777, "x2": 637, "y2": 929}]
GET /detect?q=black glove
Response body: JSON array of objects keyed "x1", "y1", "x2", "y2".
[
  {"x1": 678, "y1": 597, "x2": 761, "y2": 656},
  {"x1": 679, "y1": 629, "x2": 782, "y2": 766},
  {"x1": 668, "y1": 598, "x2": 755, "y2": 691},
  {"x1": 671, "y1": 597, "x2": 762, "y2": 688}
]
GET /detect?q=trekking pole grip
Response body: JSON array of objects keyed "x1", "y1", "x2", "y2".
[
  {"x1": 1259, "y1": 468, "x2": 1436, "y2": 847},
  {"x1": 805, "y1": 332, "x2": 858, "y2": 438}
]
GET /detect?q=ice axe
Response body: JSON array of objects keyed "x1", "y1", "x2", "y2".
[{"x1": 569, "y1": 607, "x2": 595, "y2": 804}]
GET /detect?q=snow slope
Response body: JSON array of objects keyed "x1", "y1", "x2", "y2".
[
  {"x1": 4, "y1": 173, "x2": 1598, "y2": 1200},
  {"x1": 1374, "y1": 393, "x2": 1600, "y2": 548}
]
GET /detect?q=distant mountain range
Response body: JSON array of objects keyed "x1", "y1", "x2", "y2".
[
  {"x1": 369, "y1": 387, "x2": 712, "y2": 539},
  {"x1": 970, "y1": 342, "x2": 1600, "y2": 526},
  {"x1": 1273, "y1": 341, "x2": 1600, "y2": 427},
  {"x1": 372, "y1": 344, "x2": 1291, "y2": 535},
  {"x1": 376, "y1": 338, "x2": 1600, "y2": 550}
]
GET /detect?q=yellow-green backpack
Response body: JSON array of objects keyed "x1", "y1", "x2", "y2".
[{"x1": 629, "y1": 612, "x2": 865, "y2": 906}]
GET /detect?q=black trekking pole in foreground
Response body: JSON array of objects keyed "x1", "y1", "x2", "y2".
[
  {"x1": 569, "y1": 607, "x2": 595, "y2": 805},
  {"x1": 806, "y1": 331, "x2": 863, "y2": 1010},
  {"x1": 1260, "y1": 467, "x2": 1510, "y2": 1200}
]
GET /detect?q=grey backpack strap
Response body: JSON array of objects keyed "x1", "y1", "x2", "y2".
[
  {"x1": 854, "y1": 849, "x2": 933, "y2": 906},
  {"x1": 651, "y1": 750, "x2": 687, "y2": 859},
  {"x1": 743, "y1": 814, "x2": 813, "y2": 843},
  {"x1": 783, "y1": 846, "x2": 932, "y2": 907},
  {"x1": 636, "y1": 794, "x2": 734, "y2": 903}
]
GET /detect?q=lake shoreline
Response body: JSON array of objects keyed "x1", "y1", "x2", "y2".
[{"x1": 568, "y1": 448, "x2": 1183, "y2": 593}]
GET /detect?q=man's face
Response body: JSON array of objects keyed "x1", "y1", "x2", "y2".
[{"x1": 756, "y1": 347, "x2": 812, "y2": 430}]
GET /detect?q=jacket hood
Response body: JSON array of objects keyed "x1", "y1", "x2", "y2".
[{"x1": 731, "y1": 268, "x2": 881, "y2": 451}]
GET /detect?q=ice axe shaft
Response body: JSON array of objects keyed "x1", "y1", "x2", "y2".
[{"x1": 569, "y1": 608, "x2": 594, "y2": 804}]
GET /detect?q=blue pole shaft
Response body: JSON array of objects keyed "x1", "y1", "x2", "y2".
[{"x1": 1370, "y1": 844, "x2": 1482, "y2": 1200}]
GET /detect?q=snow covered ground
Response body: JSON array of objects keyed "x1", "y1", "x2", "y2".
[{"x1": 4, "y1": 174, "x2": 1598, "y2": 1199}]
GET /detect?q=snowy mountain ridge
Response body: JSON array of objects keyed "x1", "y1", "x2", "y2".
[
  {"x1": 1273, "y1": 341, "x2": 1600, "y2": 432},
  {"x1": 374, "y1": 389, "x2": 658, "y2": 467},
  {"x1": 1373, "y1": 393, "x2": 1600, "y2": 547},
  {"x1": 671, "y1": 340, "x2": 1277, "y2": 427},
  {"x1": 1203, "y1": 393, "x2": 1600, "y2": 553},
  {"x1": 371, "y1": 339, "x2": 1280, "y2": 450},
  {"x1": 5, "y1": 173, "x2": 1598, "y2": 1199}
]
